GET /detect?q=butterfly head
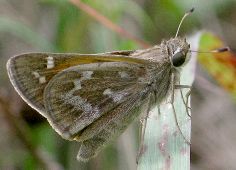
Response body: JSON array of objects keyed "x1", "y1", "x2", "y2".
[
  {"x1": 166, "y1": 37, "x2": 191, "y2": 68},
  {"x1": 165, "y1": 8, "x2": 193, "y2": 68}
]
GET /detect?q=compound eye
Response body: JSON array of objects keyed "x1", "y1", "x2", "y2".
[{"x1": 172, "y1": 51, "x2": 186, "y2": 67}]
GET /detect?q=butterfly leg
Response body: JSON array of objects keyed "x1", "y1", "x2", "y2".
[
  {"x1": 158, "y1": 106, "x2": 161, "y2": 115},
  {"x1": 171, "y1": 74, "x2": 191, "y2": 145},
  {"x1": 175, "y1": 85, "x2": 192, "y2": 118},
  {"x1": 136, "y1": 95, "x2": 152, "y2": 164}
]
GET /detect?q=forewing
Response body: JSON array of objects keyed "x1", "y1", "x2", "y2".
[
  {"x1": 43, "y1": 61, "x2": 150, "y2": 140},
  {"x1": 6, "y1": 52, "x2": 146, "y2": 117}
]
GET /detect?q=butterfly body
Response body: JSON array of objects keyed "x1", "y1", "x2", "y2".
[{"x1": 7, "y1": 37, "x2": 190, "y2": 161}]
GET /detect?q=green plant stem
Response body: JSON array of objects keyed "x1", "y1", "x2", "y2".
[{"x1": 68, "y1": 0, "x2": 150, "y2": 48}]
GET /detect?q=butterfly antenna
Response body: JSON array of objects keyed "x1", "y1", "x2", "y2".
[
  {"x1": 189, "y1": 47, "x2": 230, "y2": 53},
  {"x1": 175, "y1": 8, "x2": 194, "y2": 38}
]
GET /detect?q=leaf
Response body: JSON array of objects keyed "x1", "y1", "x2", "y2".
[
  {"x1": 197, "y1": 32, "x2": 236, "y2": 101},
  {"x1": 137, "y1": 33, "x2": 198, "y2": 169}
]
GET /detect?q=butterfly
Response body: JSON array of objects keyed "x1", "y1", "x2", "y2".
[{"x1": 6, "y1": 9, "x2": 193, "y2": 161}]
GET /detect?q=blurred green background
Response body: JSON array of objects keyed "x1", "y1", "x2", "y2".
[{"x1": 0, "y1": 0, "x2": 236, "y2": 169}]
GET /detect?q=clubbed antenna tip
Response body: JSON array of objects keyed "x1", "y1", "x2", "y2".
[
  {"x1": 217, "y1": 47, "x2": 230, "y2": 52},
  {"x1": 175, "y1": 8, "x2": 195, "y2": 37},
  {"x1": 190, "y1": 46, "x2": 230, "y2": 53},
  {"x1": 189, "y1": 8, "x2": 194, "y2": 13}
]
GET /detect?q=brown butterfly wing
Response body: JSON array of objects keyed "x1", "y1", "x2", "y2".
[
  {"x1": 43, "y1": 61, "x2": 150, "y2": 140},
  {"x1": 7, "y1": 52, "x2": 145, "y2": 117},
  {"x1": 77, "y1": 89, "x2": 152, "y2": 161}
]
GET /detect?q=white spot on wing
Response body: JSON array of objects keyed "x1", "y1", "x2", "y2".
[
  {"x1": 103, "y1": 88, "x2": 112, "y2": 95},
  {"x1": 32, "y1": 71, "x2": 40, "y2": 78},
  {"x1": 39, "y1": 76, "x2": 46, "y2": 84},
  {"x1": 81, "y1": 71, "x2": 93, "y2": 80},
  {"x1": 61, "y1": 90, "x2": 99, "y2": 114},
  {"x1": 118, "y1": 71, "x2": 129, "y2": 78},
  {"x1": 32, "y1": 71, "x2": 46, "y2": 84},
  {"x1": 46, "y1": 56, "x2": 54, "y2": 69},
  {"x1": 71, "y1": 71, "x2": 93, "y2": 91},
  {"x1": 73, "y1": 79, "x2": 82, "y2": 90},
  {"x1": 103, "y1": 88, "x2": 127, "y2": 103},
  {"x1": 112, "y1": 93, "x2": 126, "y2": 103},
  {"x1": 60, "y1": 88, "x2": 101, "y2": 132}
]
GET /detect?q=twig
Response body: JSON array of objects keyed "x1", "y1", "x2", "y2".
[
  {"x1": 0, "y1": 95, "x2": 63, "y2": 170},
  {"x1": 68, "y1": 0, "x2": 151, "y2": 48}
]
